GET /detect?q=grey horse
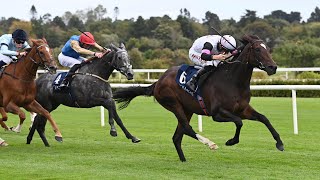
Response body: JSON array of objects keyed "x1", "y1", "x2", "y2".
[{"x1": 27, "y1": 43, "x2": 140, "y2": 146}]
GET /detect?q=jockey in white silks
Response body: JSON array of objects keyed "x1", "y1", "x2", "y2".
[{"x1": 186, "y1": 35, "x2": 237, "y2": 92}]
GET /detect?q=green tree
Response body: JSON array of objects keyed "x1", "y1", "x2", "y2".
[
  {"x1": 131, "y1": 16, "x2": 148, "y2": 38},
  {"x1": 68, "y1": 15, "x2": 84, "y2": 30},
  {"x1": 30, "y1": 5, "x2": 37, "y2": 20},
  {"x1": 308, "y1": 7, "x2": 320, "y2": 22},
  {"x1": 128, "y1": 48, "x2": 144, "y2": 68},
  {"x1": 202, "y1": 11, "x2": 221, "y2": 32},
  {"x1": 51, "y1": 16, "x2": 66, "y2": 30},
  {"x1": 238, "y1": 10, "x2": 258, "y2": 27},
  {"x1": 273, "y1": 41, "x2": 320, "y2": 67}
]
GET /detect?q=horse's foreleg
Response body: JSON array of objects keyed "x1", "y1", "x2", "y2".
[
  {"x1": 5, "y1": 103, "x2": 26, "y2": 133},
  {"x1": 172, "y1": 124, "x2": 186, "y2": 161},
  {"x1": 212, "y1": 108, "x2": 243, "y2": 146},
  {"x1": 104, "y1": 99, "x2": 140, "y2": 143},
  {"x1": 0, "y1": 107, "x2": 9, "y2": 130},
  {"x1": 241, "y1": 105, "x2": 284, "y2": 151},
  {"x1": 24, "y1": 101, "x2": 63, "y2": 142},
  {"x1": 107, "y1": 107, "x2": 117, "y2": 137}
]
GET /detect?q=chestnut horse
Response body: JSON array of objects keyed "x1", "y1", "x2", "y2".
[
  {"x1": 113, "y1": 35, "x2": 284, "y2": 161},
  {"x1": 0, "y1": 39, "x2": 63, "y2": 141}
]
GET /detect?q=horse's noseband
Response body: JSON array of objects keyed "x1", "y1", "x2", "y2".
[
  {"x1": 110, "y1": 50, "x2": 131, "y2": 73},
  {"x1": 29, "y1": 44, "x2": 54, "y2": 71}
]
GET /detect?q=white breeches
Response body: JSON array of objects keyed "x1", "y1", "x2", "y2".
[
  {"x1": 58, "y1": 53, "x2": 86, "y2": 68},
  {"x1": 188, "y1": 48, "x2": 221, "y2": 67},
  {"x1": 0, "y1": 53, "x2": 14, "y2": 64}
]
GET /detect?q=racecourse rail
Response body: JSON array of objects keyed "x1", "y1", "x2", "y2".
[{"x1": 35, "y1": 68, "x2": 320, "y2": 135}]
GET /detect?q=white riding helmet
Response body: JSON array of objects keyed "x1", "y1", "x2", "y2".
[{"x1": 220, "y1": 35, "x2": 236, "y2": 51}]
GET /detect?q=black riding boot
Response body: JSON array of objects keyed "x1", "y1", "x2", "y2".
[
  {"x1": 59, "y1": 63, "x2": 82, "y2": 89},
  {"x1": 186, "y1": 66, "x2": 212, "y2": 92}
]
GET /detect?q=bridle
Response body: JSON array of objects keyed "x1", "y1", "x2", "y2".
[
  {"x1": 225, "y1": 39, "x2": 266, "y2": 69},
  {"x1": 29, "y1": 43, "x2": 55, "y2": 71},
  {"x1": 109, "y1": 49, "x2": 132, "y2": 74}
]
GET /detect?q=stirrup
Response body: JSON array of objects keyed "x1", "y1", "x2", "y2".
[
  {"x1": 186, "y1": 80, "x2": 196, "y2": 92},
  {"x1": 59, "y1": 81, "x2": 69, "y2": 89}
]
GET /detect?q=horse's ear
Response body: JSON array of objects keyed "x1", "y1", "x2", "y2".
[
  {"x1": 110, "y1": 43, "x2": 118, "y2": 51},
  {"x1": 42, "y1": 37, "x2": 48, "y2": 44},
  {"x1": 30, "y1": 39, "x2": 38, "y2": 46},
  {"x1": 119, "y1": 42, "x2": 126, "y2": 50}
]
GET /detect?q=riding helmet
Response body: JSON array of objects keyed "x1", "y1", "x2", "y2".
[
  {"x1": 79, "y1": 32, "x2": 95, "y2": 45},
  {"x1": 12, "y1": 29, "x2": 28, "y2": 41},
  {"x1": 220, "y1": 35, "x2": 236, "y2": 51}
]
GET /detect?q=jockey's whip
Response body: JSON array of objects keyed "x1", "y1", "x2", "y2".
[
  {"x1": 211, "y1": 26, "x2": 237, "y2": 50},
  {"x1": 77, "y1": 29, "x2": 108, "y2": 51}
]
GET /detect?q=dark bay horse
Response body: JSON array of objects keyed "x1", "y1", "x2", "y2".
[
  {"x1": 27, "y1": 43, "x2": 140, "y2": 146},
  {"x1": 113, "y1": 35, "x2": 284, "y2": 161},
  {"x1": 0, "y1": 39, "x2": 63, "y2": 140}
]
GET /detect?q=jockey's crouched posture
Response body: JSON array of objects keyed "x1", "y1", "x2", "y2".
[
  {"x1": 186, "y1": 35, "x2": 237, "y2": 92},
  {"x1": 0, "y1": 29, "x2": 30, "y2": 69},
  {"x1": 58, "y1": 32, "x2": 110, "y2": 89}
]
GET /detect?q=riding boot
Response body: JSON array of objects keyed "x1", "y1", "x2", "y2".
[
  {"x1": 186, "y1": 66, "x2": 212, "y2": 92},
  {"x1": 59, "y1": 63, "x2": 82, "y2": 89},
  {"x1": 0, "y1": 61, "x2": 7, "y2": 69}
]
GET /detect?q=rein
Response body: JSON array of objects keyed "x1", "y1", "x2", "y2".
[
  {"x1": 75, "y1": 72, "x2": 109, "y2": 83},
  {"x1": 2, "y1": 43, "x2": 52, "y2": 82},
  {"x1": 224, "y1": 39, "x2": 264, "y2": 66}
]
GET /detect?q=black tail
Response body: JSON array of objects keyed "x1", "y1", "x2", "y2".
[{"x1": 113, "y1": 83, "x2": 156, "y2": 110}]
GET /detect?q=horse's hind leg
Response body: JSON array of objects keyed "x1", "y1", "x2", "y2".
[
  {"x1": 241, "y1": 105, "x2": 284, "y2": 151},
  {"x1": 24, "y1": 100, "x2": 63, "y2": 142},
  {"x1": 103, "y1": 99, "x2": 140, "y2": 143},
  {"x1": 169, "y1": 105, "x2": 217, "y2": 161},
  {"x1": 27, "y1": 115, "x2": 50, "y2": 147}
]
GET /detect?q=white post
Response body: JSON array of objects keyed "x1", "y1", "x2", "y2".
[
  {"x1": 100, "y1": 106, "x2": 105, "y2": 127},
  {"x1": 198, "y1": 115, "x2": 203, "y2": 132},
  {"x1": 147, "y1": 72, "x2": 150, "y2": 81},
  {"x1": 291, "y1": 90, "x2": 298, "y2": 134}
]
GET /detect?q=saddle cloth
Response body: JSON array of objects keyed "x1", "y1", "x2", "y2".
[
  {"x1": 175, "y1": 64, "x2": 209, "y2": 115},
  {"x1": 176, "y1": 64, "x2": 201, "y2": 97},
  {"x1": 52, "y1": 72, "x2": 68, "y2": 92}
]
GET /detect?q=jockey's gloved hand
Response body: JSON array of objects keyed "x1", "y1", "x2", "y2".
[{"x1": 231, "y1": 49, "x2": 239, "y2": 56}]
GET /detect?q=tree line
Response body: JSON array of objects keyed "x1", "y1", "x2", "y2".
[{"x1": 1, "y1": 5, "x2": 320, "y2": 69}]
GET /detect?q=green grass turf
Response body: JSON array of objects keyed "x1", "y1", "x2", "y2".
[{"x1": 1, "y1": 97, "x2": 320, "y2": 179}]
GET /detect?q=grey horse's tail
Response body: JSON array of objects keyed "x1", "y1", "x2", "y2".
[{"x1": 113, "y1": 82, "x2": 156, "y2": 110}]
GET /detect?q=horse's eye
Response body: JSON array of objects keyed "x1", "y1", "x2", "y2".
[{"x1": 255, "y1": 48, "x2": 260, "y2": 53}]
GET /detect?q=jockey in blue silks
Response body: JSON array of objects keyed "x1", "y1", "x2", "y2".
[
  {"x1": 58, "y1": 32, "x2": 109, "y2": 89},
  {"x1": 0, "y1": 29, "x2": 30, "y2": 68}
]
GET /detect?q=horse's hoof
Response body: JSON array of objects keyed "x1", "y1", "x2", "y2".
[
  {"x1": 110, "y1": 130, "x2": 117, "y2": 137},
  {"x1": 131, "y1": 137, "x2": 141, "y2": 143},
  {"x1": 225, "y1": 138, "x2": 239, "y2": 146},
  {"x1": 209, "y1": 143, "x2": 219, "y2": 150},
  {"x1": 55, "y1": 136, "x2": 63, "y2": 142},
  {"x1": 276, "y1": 143, "x2": 284, "y2": 151}
]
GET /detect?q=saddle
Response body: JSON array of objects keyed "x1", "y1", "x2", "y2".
[
  {"x1": 52, "y1": 72, "x2": 69, "y2": 92},
  {"x1": 175, "y1": 64, "x2": 215, "y2": 116}
]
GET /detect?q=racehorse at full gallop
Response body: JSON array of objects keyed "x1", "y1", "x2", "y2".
[
  {"x1": 26, "y1": 43, "x2": 140, "y2": 146},
  {"x1": 113, "y1": 35, "x2": 284, "y2": 161}
]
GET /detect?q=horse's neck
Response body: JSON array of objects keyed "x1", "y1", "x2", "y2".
[
  {"x1": 230, "y1": 63, "x2": 253, "y2": 86},
  {"x1": 13, "y1": 51, "x2": 38, "y2": 80},
  {"x1": 80, "y1": 54, "x2": 114, "y2": 80}
]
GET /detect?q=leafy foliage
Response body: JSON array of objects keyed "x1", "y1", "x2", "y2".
[{"x1": 0, "y1": 4, "x2": 319, "y2": 69}]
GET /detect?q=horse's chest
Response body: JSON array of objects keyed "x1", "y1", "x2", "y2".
[{"x1": 12, "y1": 87, "x2": 36, "y2": 105}]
